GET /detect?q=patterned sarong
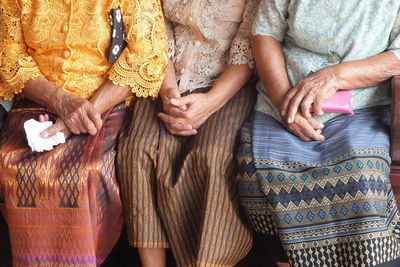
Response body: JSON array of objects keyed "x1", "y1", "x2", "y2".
[
  {"x1": 117, "y1": 85, "x2": 256, "y2": 267},
  {"x1": 0, "y1": 99, "x2": 125, "y2": 267},
  {"x1": 237, "y1": 106, "x2": 400, "y2": 266}
]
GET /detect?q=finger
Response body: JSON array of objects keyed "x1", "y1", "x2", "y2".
[
  {"x1": 39, "y1": 114, "x2": 50, "y2": 122},
  {"x1": 170, "y1": 95, "x2": 194, "y2": 107},
  {"x1": 306, "y1": 116, "x2": 324, "y2": 130},
  {"x1": 313, "y1": 96, "x2": 325, "y2": 116},
  {"x1": 66, "y1": 116, "x2": 87, "y2": 134},
  {"x1": 178, "y1": 105, "x2": 188, "y2": 111},
  {"x1": 174, "y1": 129, "x2": 198, "y2": 136},
  {"x1": 88, "y1": 108, "x2": 103, "y2": 130},
  {"x1": 157, "y1": 112, "x2": 188, "y2": 125},
  {"x1": 82, "y1": 115, "x2": 98, "y2": 136},
  {"x1": 281, "y1": 89, "x2": 297, "y2": 117},
  {"x1": 164, "y1": 87, "x2": 181, "y2": 101},
  {"x1": 40, "y1": 120, "x2": 66, "y2": 138},
  {"x1": 39, "y1": 114, "x2": 45, "y2": 122},
  {"x1": 168, "y1": 107, "x2": 188, "y2": 118},
  {"x1": 300, "y1": 95, "x2": 314, "y2": 119},
  {"x1": 164, "y1": 123, "x2": 197, "y2": 136},
  {"x1": 300, "y1": 123, "x2": 325, "y2": 141},
  {"x1": 287, "y1": 126, "x2": 311, "y2": 142},
  {"x1": 287, "y1": 91, "x2": 307, "y2": 124},
  {"x1": 167, "y1": 122, "x2": 193, "y2": 131}
]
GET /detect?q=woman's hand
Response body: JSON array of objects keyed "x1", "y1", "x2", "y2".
[
  {"x1": 160, "y1": 86, "x2": 188, "y2": 118},
  {"x1": 157, "y1": 93, "x2": 214, "y2": 136},
  {"x1": 39, "y1": 114, "x2": 71, "y2": 139},
  {"x1": 53, "y1": 93, "x2": 102, "y2": 136},
  {"x1": 281, "y1": 68, "x2": 344, "y2": 123},
  {"x1": 23, "y1": 78, "x2": 103, "y2": 136},
  {"x1": 285, "y1": 112, "x2": 325, "y2": 141},
  {"x1": 158, "y1": 86, "x2": 196, "y2": 136}
]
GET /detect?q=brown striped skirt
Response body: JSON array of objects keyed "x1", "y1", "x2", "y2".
[
  {"x1": 117, "y1": 84, "x2": 256, "y2": 266},
  {"x1": 0, "y1": 99, "x2": 125, "y2": 267}
]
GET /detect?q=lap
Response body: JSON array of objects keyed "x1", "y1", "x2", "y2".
[{"x1": 249, "y1": 105, "x2": 391, "y2": 170}]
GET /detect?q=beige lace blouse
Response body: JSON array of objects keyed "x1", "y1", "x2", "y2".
[{"x1": 163, "y1": 0, "x2": 258, "y2": 93}]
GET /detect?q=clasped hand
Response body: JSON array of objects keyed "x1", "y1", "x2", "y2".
[
  {"x1": 157, "y1": 87, "x2": 212, "y2": 136},
  {"x1": 279, "y1": 69, "x2": 344, "y2": 141},
  {"x1": 40, "y1": 93, "x2": 102, "y2": 139}
]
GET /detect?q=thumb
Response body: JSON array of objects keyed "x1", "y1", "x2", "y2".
[
  {"x1": 167, "y1": 87, "x2": 181, "y2": 99},
  {"x1": 40, "y1": 120, "x2": 66, "y2": 139},
  {"x1": 170, "y1": 94, "x2": 194, "y2": 107},
  {"x1": 163, "y1": 87, "x2": 181, "y2": 103},
  {"x1": 306, "y1": 116, "x2": 324, "y2": 130}
]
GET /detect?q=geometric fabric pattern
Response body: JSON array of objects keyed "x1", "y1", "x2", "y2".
[
  {"x1": 237, "y1": 107, "x2": 400, "y2": 266},
  {"x1": 0, "y1": 100, "x2": 125, "y2": 267}
]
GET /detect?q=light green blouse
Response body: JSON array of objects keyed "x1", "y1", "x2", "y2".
[
  {"x1": 254, "y1": 0, "x2": 400, "y2": 123},
  {"x1": 0, "y1": 101, "x2": 13, "y2": 112}
]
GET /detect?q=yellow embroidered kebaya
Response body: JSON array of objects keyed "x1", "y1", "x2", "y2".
[{"x1": 0, "y1": 0, "x2": 168, "y2": 100}]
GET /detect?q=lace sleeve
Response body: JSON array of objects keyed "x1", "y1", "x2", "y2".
[
  {"x1": 229, "y1": 0, "x2": 260, "y2": 68},
  {"x1": 108, "y1": 0, "x2": 168, "y2": 98},
  {"x1": 0, "y1": 0, "x2": 44, "y2": 100}
]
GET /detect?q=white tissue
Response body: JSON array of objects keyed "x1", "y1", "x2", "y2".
[{"x1": 24, "y1": 119, "x2": 66, "y2": 152}]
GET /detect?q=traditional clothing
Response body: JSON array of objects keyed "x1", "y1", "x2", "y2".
[
  {"x1": 117, "y1": 0, "x2": 259, "y2": 266},
  {"x1": 0, "y1": 100, "x2": 126, "y2": 266},
  {"x1": 0, "y1": 0, "x2": 167, "y2": 266},
  {"x1": 239, "y1": 107, "x2": 400, "y2": 266},
  {"x1": 237, "y1": 0, "x2": 400, "y2": 266}
]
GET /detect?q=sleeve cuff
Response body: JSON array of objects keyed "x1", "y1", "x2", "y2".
[
  {"x1": 388, "y1": 49, "x2": 400, "y2": 59},
  {"x1": 0, "y1": 65, "x2": 44, "y2": 100},
  {"x1": 108, "y1": 48, "x2": 168, "y2": 98},
  {"x1": 251, "y1": 27, "x2": 285, "y2": 42}
]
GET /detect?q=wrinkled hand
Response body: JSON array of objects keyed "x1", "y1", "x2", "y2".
[
  {"x1": 285, "y1": 112, "x2": 325, "y2": 142},
  {"x1": 160, "y1": 87, "x2": 188, "y2": 117},
  {"x1": 38, "y1": 114, "x2": 71, "y2": 139},
  {"x1": 52, "y1": 93, "x2": 102, "y2": 136},
  {"x1": 158, "y1": 87, "x2": 196, "y2": 136},
  {"x1": 158, "y1": 93, "x2": 212, "y2": 136},
  {"x1": 282, "y1": 69, "x2": 343, "y2": 123}
]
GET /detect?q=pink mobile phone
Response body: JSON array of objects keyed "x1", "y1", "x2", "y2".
[{"x1": 309, "y1": 90, "x2": 353, "y2": 114}]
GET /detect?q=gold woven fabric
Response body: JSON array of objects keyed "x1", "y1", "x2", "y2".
[{"x1": 0, "y1": 0, "x2": 168, "y2": 100}]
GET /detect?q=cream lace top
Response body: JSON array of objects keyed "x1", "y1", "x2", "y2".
[
  {"x1": 163, "y1": 0, "x2": 259, "y2": 93},
  {"x1": 0, "y1": 0, "x2": 168, "y2": 100}
]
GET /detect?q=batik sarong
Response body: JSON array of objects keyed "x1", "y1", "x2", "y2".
[
  {"x1": 237, "y1": 106, "x2": 400, "y2": 266},
  {"x1": 0, "y1": 99, "x2": 125, "y2": 267}
]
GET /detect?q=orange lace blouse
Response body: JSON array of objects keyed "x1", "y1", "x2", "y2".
[{"x1": 0, "y1": 0, "x2": 168, "y2": 100}]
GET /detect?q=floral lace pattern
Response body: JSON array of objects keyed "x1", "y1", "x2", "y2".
[
  {"x1": 163, "y1": 0, "x2": 259, "y2": 93},
  {"x1": 0, "y1": 0, "x2": 168, "y2": 100}
]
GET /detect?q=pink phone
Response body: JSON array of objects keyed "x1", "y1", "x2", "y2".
[{"x1": 309, "y1": 90, "x2": 353, "y2": 114}]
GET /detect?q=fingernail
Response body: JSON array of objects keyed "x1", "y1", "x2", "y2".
[
  {"x1": 319, "y1": 123, "x2": 324, "y2": 128},
  {"x1": 287, "y1": 117, "x2": 293, "y2": 124},
  {"x1": 41, "y1": 132, "x2": 48, "y2": 138}
]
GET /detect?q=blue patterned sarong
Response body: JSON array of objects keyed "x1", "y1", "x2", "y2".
[{"x1": 237, "y1": 106, "x2": 400, "y2": 266}]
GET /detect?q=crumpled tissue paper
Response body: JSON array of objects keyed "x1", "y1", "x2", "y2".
[{"x1": 24, "y1": 119, "x2": 65, "y2": 152}]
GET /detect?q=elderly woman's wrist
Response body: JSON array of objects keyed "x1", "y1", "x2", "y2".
[{"x1": 320, "y1": 65, "x2": 346, "y2": 89}]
